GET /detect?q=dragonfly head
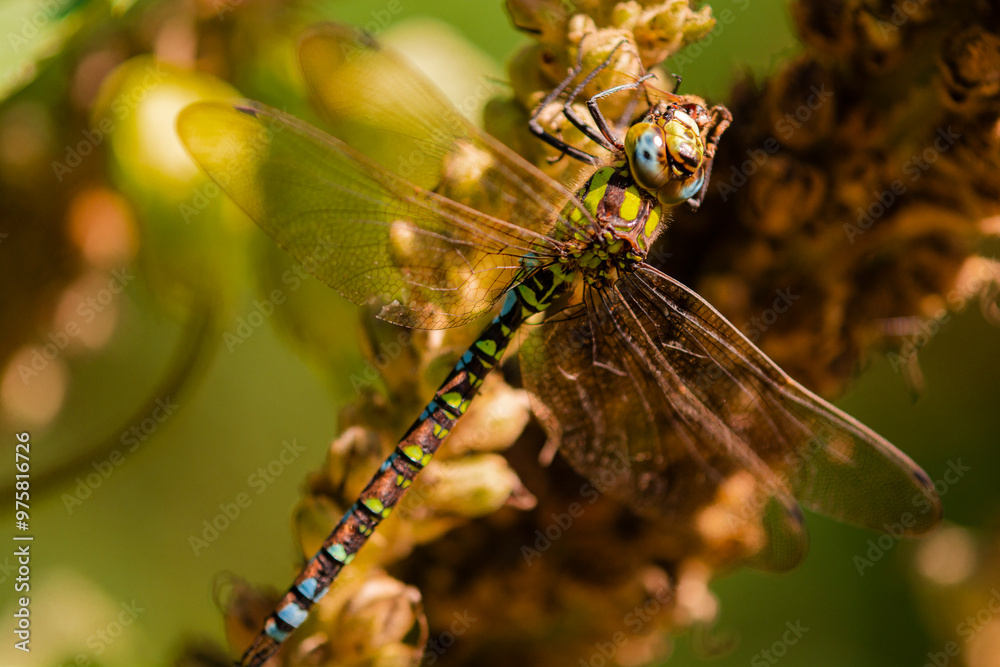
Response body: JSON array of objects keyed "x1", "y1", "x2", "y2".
[{"x1": 623, "y1": 104, "x2": 709, "y2": 208}]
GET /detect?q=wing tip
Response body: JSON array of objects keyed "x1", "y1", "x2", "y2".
[
  {"x1": 299, "y1": 22, "x2": 380, "y2": 64},
  {"x1": 906, "y1": 467, "x2": 944, "y2": 535},
  {"x1": 234, "y1": 104, "x2": 258, "y2": 118}
]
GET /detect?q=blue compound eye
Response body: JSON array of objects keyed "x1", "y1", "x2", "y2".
[{"x1": 624, "y1": 122, "x2": 669, "y2": 191}]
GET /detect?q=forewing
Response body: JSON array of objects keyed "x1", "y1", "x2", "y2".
[
  {"x1": 520, "y1": 290, "x2": 810, "y2": 572},
  {"x1": 298, "y1": 23, "x2": 594, "y2": 240},
  {"x1": 615, "y1": 265, "x2": 942, "y2": 533},
  {"x1": 177, "y1": 101, "x2": 548, "y2": 328}
]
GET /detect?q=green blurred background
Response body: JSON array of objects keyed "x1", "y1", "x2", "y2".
[{"x1": 1, "y1": 0, "x2": 998, "y2": 665}]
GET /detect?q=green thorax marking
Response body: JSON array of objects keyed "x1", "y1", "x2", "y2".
[{"x1": 559, "y1": 165, "x2": 663, "y2": 286}]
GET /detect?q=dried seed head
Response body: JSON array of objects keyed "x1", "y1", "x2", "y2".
[{"x1": 939, "y1": 25, "x2": 1000, "y2": 114}]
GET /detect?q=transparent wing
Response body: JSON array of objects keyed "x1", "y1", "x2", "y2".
[
  {"x1": 621, "y1": 265, "x2": 941, "y2": 531},
  {"x1": 521, "y1": 291, "x2": 810, "y2": 571},
  {"x1": 177, "y1": 100, "x2": 557, "y2": 328},
  {"x1": 297, "y1": 23, "x2": 595, "y2": 239},
  {"x1": 521, "y1": 263, "x2": 941, "y2": 570}
]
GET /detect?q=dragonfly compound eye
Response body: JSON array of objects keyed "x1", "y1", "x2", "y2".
[
  {"x1": 655, "y1": 110, "x2": 708, "y2": 206},
  {"x1": 625, "y1": 111, "x2": 708, "y2": 207},
  {"x1": 624, "y1": 122, "x2": 670, "y2": 192}
]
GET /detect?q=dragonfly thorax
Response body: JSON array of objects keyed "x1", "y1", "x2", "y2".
[{"x1": 557, "y1": 165, "x2": 663, "y2": 285}]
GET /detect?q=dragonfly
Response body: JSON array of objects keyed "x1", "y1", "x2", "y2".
[{"x1": 177, "y1": 23, "x2": 942, "y2": 666}]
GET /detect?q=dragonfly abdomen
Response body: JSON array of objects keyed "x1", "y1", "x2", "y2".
[{"x1": 240, "y1": 268, "x2": 566, "y2": 665}]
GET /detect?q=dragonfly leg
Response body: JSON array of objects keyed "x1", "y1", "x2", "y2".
[
  {"x1": 528, "y1": 46, "x2": 602, "y2": 164},
  {"x1": 528, "y1": 36, "x2": 645, "y2": 162},
  {"x1": 685, "y1": 105, "x2": 733, "y2": 209},
  {"x1": 560, "y1": 41, "x2": 627, "y2": 151},
  {"x1": 685, "y1": 161, "x2": 712, "y2": 210},
  {"x1": 582, "y1": 74, "x2": 655, "y2": 150},
  {"x1": 703, "y1": 105, "x2": 733, "y2": 160}
]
